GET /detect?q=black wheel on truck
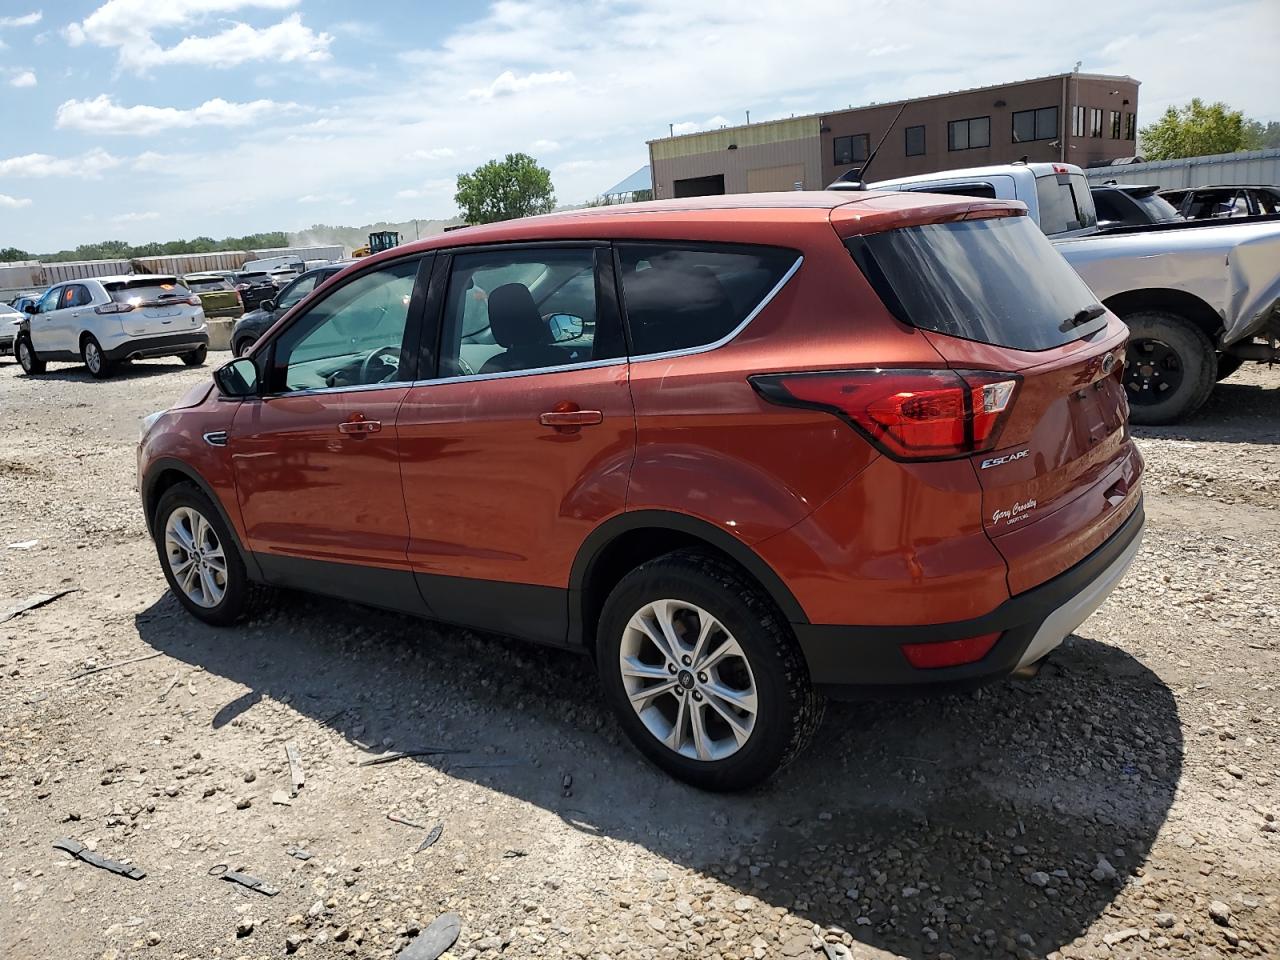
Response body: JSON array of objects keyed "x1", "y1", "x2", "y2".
[{"x1": 1122, "y1": 311, "x2": 1217, "y2": 425}]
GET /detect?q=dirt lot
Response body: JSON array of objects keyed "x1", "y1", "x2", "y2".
[{"x1": 1, "y1": 355, "x2": 1277, "y2": 960}]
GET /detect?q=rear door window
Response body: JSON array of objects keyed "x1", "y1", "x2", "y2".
[
  {"x1": 845, "y1": 214, "x2": 1105, "y2": 352},
  {"x1": 616, "y1": 243, "x2": 799, "y2": 356},
  {"x1": 1035, "y1": 173, "x2": 1098, "y2": 236}
]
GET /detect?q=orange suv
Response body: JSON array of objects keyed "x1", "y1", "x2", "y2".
[{"x1": 138, "y1": 192, "x2": 1144, "y2": 790}]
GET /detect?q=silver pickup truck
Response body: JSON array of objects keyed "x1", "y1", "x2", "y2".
[{"x1": 869, "y1": 162, "x2": 1280, "y2": 424}]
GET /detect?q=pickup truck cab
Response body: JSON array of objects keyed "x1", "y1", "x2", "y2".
[{"x1": 869, "y1": 162, "x2": 1280, "y2": 424}]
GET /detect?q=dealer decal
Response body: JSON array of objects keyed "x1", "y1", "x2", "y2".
[{"x1": 992, "y1": 499, "x2": 1037, "y2": 526}]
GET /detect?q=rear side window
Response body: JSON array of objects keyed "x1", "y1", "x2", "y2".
[
  {"x1": 616, "y1": 243, "x2": 799, "y2": 356},
  {"x1": 186, "y1": 277, "x2": 233, "y2": 292},
  {"x1": 845, "y1": 215, "x2": 1105, "y2": 352},
  {"x1": 1035, "y1": 173, "x2": 1098, "y2": 236}
]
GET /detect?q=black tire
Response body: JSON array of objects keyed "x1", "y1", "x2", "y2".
[
  {"x1": 16, "y1": 336, "x2": 45, "y2": 375},
  {"x1": 1121, "y1": 310, "x2": 1217, "y2": 425},
  {"x1": 231, "y1": 337, "x2": 253, "y2": 358},
  {"x1": 596, "y1": 549, "x2": 824, "y2": 791},
  {"x1": 1215, "y1": 354, "x2": 1245, "y2": 382},
  {"x1": 81, "y1": 335, "x2": 113, "y2": 379},
  {"x1": 152, "y1": 482, "x2": 267, "y2": 626},
  {"x1": 182, "y1": 345, "x2": 208, "y2": 366}
]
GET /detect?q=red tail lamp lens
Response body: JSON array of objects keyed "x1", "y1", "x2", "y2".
[
  {"x1": 901, "y1": 632, "x2": 1000, "y2": 669},
  {"x1": 751, "y1": 369, "x2": 1018, "y2": 459}
]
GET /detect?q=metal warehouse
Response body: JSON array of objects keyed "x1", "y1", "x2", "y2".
[{"x1": 648, "y1": 71, "x2": 1140, "y2": 198}]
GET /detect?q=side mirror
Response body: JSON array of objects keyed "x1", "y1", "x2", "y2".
[
  {"x1": 23, "y1": 302, "x2": 37, "y2": 315},
  {"x1": 260, "y1": 299, "x2": 277, "y2": 313},
  {"x1": 547, "y1": 313, "x2": 584, "y2": 342},
  {"x1": 214, "y1": 357, "x2": 259, "y2": 398}
]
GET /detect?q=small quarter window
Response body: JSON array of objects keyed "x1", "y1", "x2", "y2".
[{"x1": 617, "y1": 243, "x2": 799, "y2": 357}]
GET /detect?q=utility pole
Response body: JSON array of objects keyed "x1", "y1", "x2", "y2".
[{"x1": 746, "y1": 110, "x2": 750, "y2": 124}]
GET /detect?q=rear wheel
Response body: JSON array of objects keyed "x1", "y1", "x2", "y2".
[
  {"x1": 182, "y1": 345, "x2": 208, "y2": 366},
  {"x1": 17, "y1": 337, "x2": 45, "y2": 375},
  {"x1": 152, "y1": 483, "x2": 264, "y2": 626},
  {"x1": 1122, "y1": 311, "x2": 1216, "y2": 425},
  {"x1": 82, "y1": 335, "x2": 113, "y2": 379},
  {"x1": 232, "y1": 337, "x2": 254, "y2": 358},
  {"x1": 597, "y1": 550, "x2": 824, "y2": 791}
]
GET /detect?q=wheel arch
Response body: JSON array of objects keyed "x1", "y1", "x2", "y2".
[
  {"x1": 142, "y1": 458, "x2": 262, "y2": 581},
  {"x1": 1103, "y1": 288, "x2": 1225, "y2": 346},
  {"x1": 568, "y1": 510, "x2": 807, "y2": 654}
]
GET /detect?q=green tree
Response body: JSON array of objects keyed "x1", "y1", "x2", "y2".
[
  {"x1": 1242, "y1": 119, "x2": 1280, "y2": 151},
  {"x1": 454, "y1": 152, "x2": 555, "y2": 225},
  {"x1": 0, "y1": 246, "x2": 30, "y2": 262},
  {"x1": 1139, "y1": 99, "x2": 1247, "y2": 160}
]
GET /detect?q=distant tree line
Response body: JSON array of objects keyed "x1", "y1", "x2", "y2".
[
  {"x1": 0, "y1": 232, "x2": 292, "y2": 264},
  {"x1": 1141, "y1": 99, "x2": 1280, "y2": 161}
]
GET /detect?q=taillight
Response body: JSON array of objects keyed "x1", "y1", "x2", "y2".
[
  {"x1": 185, "y1": 295, "x2": 202, "y2": 306},
  {"x1": 750, "y1": 369, "x2": 1019, "y2": 460},
  {"x1": 901, "y1": 632, "x2": 1000, "y2": 669},
  {"x1": 95, "y1": 302, "x2": 135, "y2": 314}
]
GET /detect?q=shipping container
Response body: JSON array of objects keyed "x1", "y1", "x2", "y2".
[
  {"x1": 250, "y1": 244, "x2": 345, "y2": 263},
  {"x1": 1084, "y1": 147, "x2": 1280, "y2": 190},
  {"x1": 42, "y1": 260, "x2": 133, "y2": 283},
  {"x1": 0, "y1": 261, "x2": 44, "y2": 291},
  {"x1": 132, "y1": 251, "x2": 247, "y2": 275}
]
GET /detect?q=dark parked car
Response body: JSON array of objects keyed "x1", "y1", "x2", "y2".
[
  {"x1": 230, "y1": 262, "x2": 351, "y2": 356},
  {"x1": 210, "y1": 270, "x2": 279, "y2": 312},
  {"x1": 1090, "y1": 183, "x2": 1182, "y2": 228},
  {"x1": 138, "y1": 193, "x2": 1143, "y2": 789},
  {"x1": 1159, "y1": 184, "x2": 1280, "y2": 220},
  {"x1": 183, "y1": 273, "x2": 245, "y2": 320}
]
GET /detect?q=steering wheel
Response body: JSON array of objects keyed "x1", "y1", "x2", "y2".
[{"x1": 359, "y1": 345, "x2": 402, "y2": 384}]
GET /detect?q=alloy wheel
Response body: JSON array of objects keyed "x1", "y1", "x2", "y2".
[
  {"x1": 618, "y1": 599, "x2": 759, "y2": 762},
  {"x1": 164, "y1": 506, "x2": 227, "y2": 608},
  {"x1": 1125, "y1": 337, "x2": 1184, "y2": 406},
  {"x1": 18, "y1": 340, "x2": 33, "y2": 370},
  {"x1": 84, "y1": 341, "x2": 102, "y2": 374}
]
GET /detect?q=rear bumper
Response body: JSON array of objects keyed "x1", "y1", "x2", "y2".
[
  {"x1": 0, "y1": 333, "x2": 13, "y2": 355},
  {"x1": 105, "y1": 332, "x2": 209, "y2": 362},
  {"x1": 793, "y1": 498, "x2": 1145, "y2": 697}
]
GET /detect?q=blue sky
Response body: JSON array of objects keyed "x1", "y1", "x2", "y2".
[{"x1": 1, "y1": 0, "x2": 1277, "y2": 253}]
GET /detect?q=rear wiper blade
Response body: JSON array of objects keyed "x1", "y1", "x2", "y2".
[{"x1": 1061, "y1": 303, "x2": 1106, "y2": 331}]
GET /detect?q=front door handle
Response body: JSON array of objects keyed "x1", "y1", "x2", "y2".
[
  {"x1": 539, "y1": 409, "x2": 604, "y2": 428},
  {"x1": 338, "y1": 414, "x2": 381, "y2": 435}
]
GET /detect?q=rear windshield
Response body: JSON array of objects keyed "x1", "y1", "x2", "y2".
[
  {"x1": 1129, "y1": 191, "x2": 1180, "y2": 222},
  {"x1": 185, "y1": 277, "x2": 233, "y2": 292},
  {"x1": 105, "y1": 278, "x2": 192, "y2": 304},
  {"x1": 1035, "y1": 173, "x2": 1098, "y2": 236},
  {"x1": 845, "y1": 215, "x2": 1105, "y2": 352}
]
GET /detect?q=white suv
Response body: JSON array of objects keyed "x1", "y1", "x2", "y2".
[{"x1": 16, "y1": 275, "x2": 209, "y2": 379}]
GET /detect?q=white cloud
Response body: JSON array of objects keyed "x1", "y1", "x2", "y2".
[
  {"x1": 57, "y1": 95, "x2": 303, "y2": 134},
  {"x1": 468, "y1": 69, "x2": 574, "y2": 101},
  {"x1": 0, "y1": 11, "x2": 41, "y2": 28},
  {"x1": 0, "y1": 193, "x2": 33, "y2": 208},
  {"x1": 670, "y1": 115, "x2": 730, "y2": 136},
  {"x1": 66, "y1": 1, "x2": 330, "y2": 73},
  {"x1": 408, "y1": 147, "x2": 455, "y2": 161},
  {"x1": 8, "y1": 70, "x2": 36, "y2": 87},
  {"x1": 0, "y1": 148, "x2": 122, "y2": 178},
  {"x1": 297, "y1": 194, "x2": 354, "y2": 205},
  {"x1": 531, "y1": 139, "x2": 561, "y2": 152},
  {"x1": 113, "y1": 210, "x2": 159, "y2": 223},
  {"x1": 395, "y1": 179, "x2": 454, "y2": 200}
]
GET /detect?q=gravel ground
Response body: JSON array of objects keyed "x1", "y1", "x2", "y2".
[{"x1": 0, "y1": 355, "x2": 1276, "y2": 960}]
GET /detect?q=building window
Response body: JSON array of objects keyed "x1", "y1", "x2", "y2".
[
  {"x1": 1109, "y1": 110, "x2": 1122, "y2": 139},
  {"x1": 1089, "y1": 108, "x2": 1103, "y2": 138},
  {"x1": 833, "y1": 134, "x2": 870, "y2": 166},
  {"x1": 1124, "y1": 112, "x2": 1136, "y2": 141},
  {"x1": 904, "y1": 125, "x2": 925, "y2": 156},
  {"x1": 1012, "y1": 106, "x2": 1059, "y2": 143},
  {"x1": 948, "y1": 116, "x2": 990, "y2": 151},
  {"x1": 1072, "y1": 106, "x2": 1085, "y2": 137}
]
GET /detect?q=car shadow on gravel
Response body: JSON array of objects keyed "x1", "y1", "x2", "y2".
[
  {"x1": 28, "y1": 360, "x2": 200, "y2": 383},
  {"x1": 135, "y1": 591, "x2": 1182, "y2": 960},
  {"x1": 1133, "y1": 377, "x2": 1280, "y2": 445}
]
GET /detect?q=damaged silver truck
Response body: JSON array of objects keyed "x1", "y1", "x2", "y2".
[{"x1": 868, "y1": 162, "x2": 1280, "y2": 424}]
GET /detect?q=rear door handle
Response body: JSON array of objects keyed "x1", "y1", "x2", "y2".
[
  {"x1": 539, "y1": 410, "x2": 603, "y2": 428},
  {"x1": 338, "y1": 415, "x2": 381, "y2": 435}
]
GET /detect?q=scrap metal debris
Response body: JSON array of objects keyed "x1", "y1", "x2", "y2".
[
  {"x1": 386, "y1": 813, "x2": 426, "y2": 829},
  {"x1": 357, "y1": 748, "x2": 470, "y2": 767},
  {"x1": 398, "y1": 912, "x2": 461, "y2": 960},
  {"x1": 209, "y1": 864, "x2": 280, "y2": 897},
  {"x1": 67, "y1": 650, "x2": 161, "y2": 680},
  {"x1": 7, "y1": 539, "x2": 39, "y2": 550},
  {"x1": 414, "y1": 823, "x2": 443, "y2": 854},
  {"x1": 447, "y1": 757, "x2": 528, "y2": 770},
  {"x1": 285, "y1": 847, "x2": 313, "y2": 861},
  {"x1": 158, "y1": 670, "x2": 181, "y2": 702},
  {"x1": 2, "y1": 589, "x2": 75, "y2": 625},
  {"x1": 271, "y1": 790, "x2": 292, "y2": 806},
  {"x1": 284, "y1": 741, "x2": 304, "y2": 796},
  {"x1": 502, "y1": 849, "x2": 528, "y2": 859},
  {"x1": 53, "y1": 838, "x2": 145, "y2": 880}
]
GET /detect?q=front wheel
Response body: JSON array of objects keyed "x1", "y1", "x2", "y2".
[
  {"x1": 1122, "y1": 311, "x2": 1216, "y2": 425},
  {"x1": 82, "y1": 335, "x2": 113, "y2": 379},
  {"x1": 182, "y1": 345, "x2": 208, "y2": 366},
  {"x1": 597, "y1": 550, "x2": 824, "y2": 791},
  {"x1": 17, "y1": 337, "x2": 45, "y2": 375},
  {"x1": 152, "y1": 483, "x2": 264, "y2": 626}
]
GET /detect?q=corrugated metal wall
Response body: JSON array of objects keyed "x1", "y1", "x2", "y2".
[
  {"x1": 652, "y1": 136, "x2": 822, "y2": 199},
  {"x1": 42, "y1": 260, "x2": 133, "y2": 283},
  {"x1": 132, "y1": 252, "x2": 246, "y2": 274},
  {"x1": 1084, "y1": 148, "x2": 1280, "y2": 189}
]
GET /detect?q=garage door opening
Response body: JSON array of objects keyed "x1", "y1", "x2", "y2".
[{"x1": 673, "y1": 175, "x2": 726, "y2": 198}]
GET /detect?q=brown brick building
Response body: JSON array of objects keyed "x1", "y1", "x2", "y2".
[{"x1": 647, "y1": 72, "x2": 1140, "y2": 199}]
